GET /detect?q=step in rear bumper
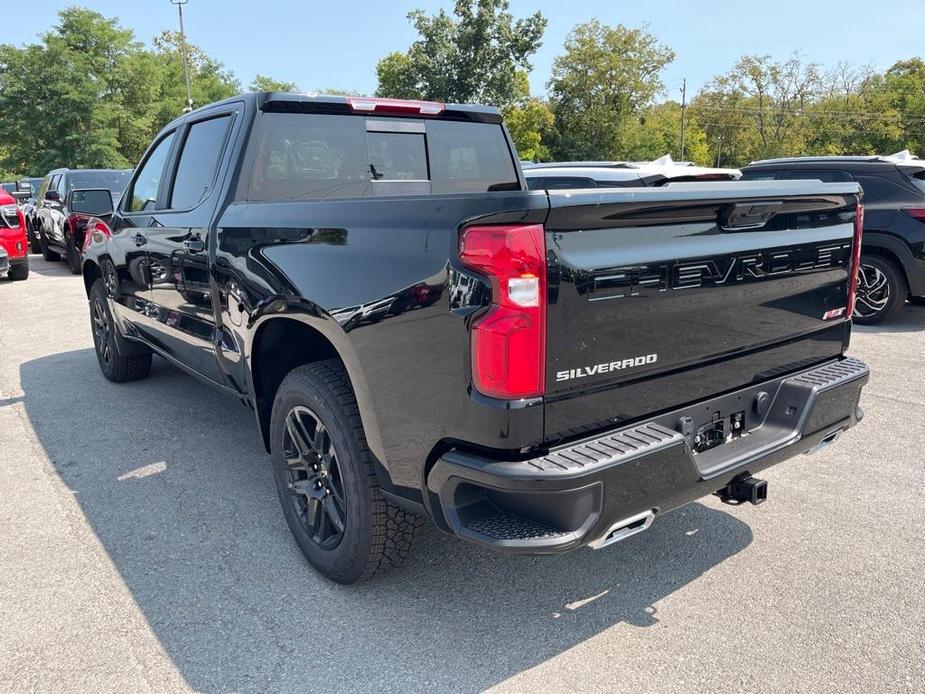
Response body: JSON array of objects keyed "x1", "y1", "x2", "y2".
[{"x1": 425, "y1": 357, "x2": 869, "y2": 554}]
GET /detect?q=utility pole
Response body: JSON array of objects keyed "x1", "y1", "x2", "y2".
[
  {"x1": 679, "y1": 78, "x2": 687, "y2": 161},
  {"x1": 170, "y1": 0, "x2": 193, "y2": 112}
]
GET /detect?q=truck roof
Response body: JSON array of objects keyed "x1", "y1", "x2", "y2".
[{"x1": 170, "y1": 92, "x2": 503, "y2": 127}]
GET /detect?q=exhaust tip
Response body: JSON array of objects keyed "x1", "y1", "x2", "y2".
[{"x1": 588, "y1": 509, "x2": 656, "y2": 550}]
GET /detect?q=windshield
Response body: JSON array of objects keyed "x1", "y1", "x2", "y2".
[{"x1": 71, "y1": 170, "x2": 132, "y2": 194}]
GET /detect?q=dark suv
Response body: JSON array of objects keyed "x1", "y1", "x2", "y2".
[
  {"x1": 742, "y1": 152, "x2": 925, "y2": 324},
  {"x1": 35, "y1": 168, "x2": 132, "y2": 273}
]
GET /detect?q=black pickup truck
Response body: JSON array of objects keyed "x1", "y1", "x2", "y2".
[{"x1": 81, "y1": 93, "x2": 869, "y2": 583}]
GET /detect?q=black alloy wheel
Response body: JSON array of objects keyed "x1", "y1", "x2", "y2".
[
  {"x1": 852, "y1": 255, "x2": 907, "y2": 325},
  {"x1": 282, "y1": 405, "x2": 347, "y2": 550},
  {"x1": 92, "y1": 294, "x2": 114, "y2": 367},
  {"x1": 88, "y1": 278, "x2": 152, "y2": 382}
]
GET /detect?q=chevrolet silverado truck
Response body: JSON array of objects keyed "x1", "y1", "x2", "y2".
[{"x1": 80, "y1": 93, "x2": 869, "y2": 583}]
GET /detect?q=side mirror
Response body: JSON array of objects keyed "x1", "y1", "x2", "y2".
[
  {"x1": 68, "y1": 188, "x2": 114, "y2": 217},
  {"x1": 44, "y1": 189, "x2": 60, "y2": 201}
]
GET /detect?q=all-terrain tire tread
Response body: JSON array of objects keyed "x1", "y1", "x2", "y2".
[{"x1": 286, "y1": 360, "x2": 424, "y2": 581}]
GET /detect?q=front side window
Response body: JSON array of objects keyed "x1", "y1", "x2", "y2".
[
  {"x1": 170, "y1": 115, "x2": 232, "y2": 209},
  {"x1": 129, "y1": 131, "x2": 176, "y2": 212}
]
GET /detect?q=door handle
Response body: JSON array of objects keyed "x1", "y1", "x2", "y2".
[
  {"x1": 132, "y1": 233, "x2": 147, "y2": 246},
  {"x1": 184, "y1": 236, "x2": 205, "y2": 253}
]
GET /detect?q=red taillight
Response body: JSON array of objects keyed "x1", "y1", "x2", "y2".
[
  {"x1": 84, "y1": 219, "x2": 112, "y2": 251},
  {"x1": 346, "y1": 96, "x2": 444, "y2": 116},
  {"x1": 459, "y1": 224, "x2": 546, "y2": 399},
  {"x1": 847, "y1": 204, "x2": 864, "y2": 317},
  {"x1": 902, "y1": 207, "x2": 925, "y2": 222}
]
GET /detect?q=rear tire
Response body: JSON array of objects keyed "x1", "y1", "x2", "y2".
[
  {"x1": 40, "y1": 231, "x2": 60, "y2": 262},
  {"x1": 269, "y1": 360, "x2": 424, "y2": 583},
  {"x1": 89, "y1": 279, "x2": 152, "y2": 382},
  {"x1": 9, "y1": 259, "x2": 29, "y2": 281},
  {"x1": 853, "y1": 255, "x2": 907, "y2": 325},
  {"x1": 66, "y1": 235, "x2": 81, "y2": 274}
]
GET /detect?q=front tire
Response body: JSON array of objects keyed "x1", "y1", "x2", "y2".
[
  {"x1": 40, "y1": 231, "x2": 60, "y2": 262},
  {"x1": 270, "y1": 360, "x2": 424, "y2": 583},
  {"x1": 9, "y1": 259, "x2": 29, "y2": 281},
  {"x1": 66, "y1": 235, "x2": 81, "y2": 274},
  {"x1": 853, "y1": 255, "x2": 907, "y2": 325},
  {"x1": 89, "y1": 279, "x2": 152, "y2": 382},
  {"x1": 28, "y1": 223, "x2": 41, "y2": 255}
]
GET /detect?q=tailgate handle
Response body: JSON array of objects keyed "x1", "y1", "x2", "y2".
[{"x1": 719, "y1": 201, "x2": 783, "y2": 230}]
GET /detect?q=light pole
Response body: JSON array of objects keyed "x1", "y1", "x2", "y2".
[{"x1": 170, "y1": 0, "x2": 193, "y2": 112}]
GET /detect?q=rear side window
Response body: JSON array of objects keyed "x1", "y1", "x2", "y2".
[
  {"x1": 170, "y1": 115, "x2": 232, "y2": 209},
  {"x1": 529, "y1": 176, "x2": 597, "y2": 190},
  {"x1": 785, "y1": 169, "x2": 852, "y2": 183},
  {"x1": 740, "y1": 171, "x2": 781, "y2": 181},
  {"x1": 855, "y1": 174, "x2": 907, "y2": 203},
  {"x1": 241, "y1": 113, "x2": 519, "y2": 201}
]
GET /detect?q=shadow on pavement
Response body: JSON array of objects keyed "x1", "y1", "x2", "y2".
[
  {"x1": 20, "y1": 349, "x2": 753, "y2": 693},
  {"x1": 854, "y1": 302, "x2": 925, "y2": 334}
]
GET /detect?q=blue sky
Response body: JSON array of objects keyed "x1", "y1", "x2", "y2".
[{"x1": 11, "y1": 1, "x2": 925, "y2": 99}]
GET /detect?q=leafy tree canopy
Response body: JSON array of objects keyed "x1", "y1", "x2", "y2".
[
  {"x1": 375, "y1": 0, "x2": 546, "y2": 109},
  {"x1": 547, "y1": 21, "x2": 675, "y2": 160}
]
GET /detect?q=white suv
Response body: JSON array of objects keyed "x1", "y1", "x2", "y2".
[{"x1": 523, "y1": 154, "x2": 741, "y2": 190}]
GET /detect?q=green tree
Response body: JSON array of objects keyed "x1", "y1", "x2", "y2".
[
  {"x1": 0, "y1": 8, "x2": 143, "y2": 173},
  {"x1": 547, "y1": 21, "x2": 675, "y2": 160},
  {"x1": 375, "y1": 0, "x2": 546, "y2": 108},
  {"x1": 620, "y1": 102, "x2": 709, "y2": 164},
  {"x1": 0, "y1": 8, "x2": 240, "y2": 174},
  {"x1": 250, "y1": 74, "x2": 299, "y2": 92},
  {"x1": 505, "y1": 99, "x2": 554, "y2": 161}
]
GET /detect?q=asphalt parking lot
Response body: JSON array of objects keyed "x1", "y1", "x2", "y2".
[{"x1": 1, "y1": 254, "x2": 924, "y2": 693}]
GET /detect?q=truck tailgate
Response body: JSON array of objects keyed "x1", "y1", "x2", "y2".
[{"x1": 544, "y1": 181, "x2": 861, "y2": 442}]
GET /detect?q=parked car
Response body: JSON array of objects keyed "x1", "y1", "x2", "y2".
[
  {"x1": 0, "y1": 245, "x2": 7, "y2": 277},
  {"x1": 82, "y1": 93, "x2": 868, "y2": 583},
  {"x1": 18, "y1": 177, "x2": 45, "y2": 254},
  {"x1": 523, "y1": 154, "x2": 741, "y2": 190},
  {"x1": 35, "y1": 168, "x2": 132, "y2": 273},
  {"x1": 0, "y1": 188, "x2": 29, "y2": 280},
  {"x1": 741, "y1": 151, "x2": 925, "y2": 324}
]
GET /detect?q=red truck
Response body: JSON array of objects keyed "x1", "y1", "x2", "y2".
[{"x1": 0, "y1": 189, "x2": 29, "y2": 280}]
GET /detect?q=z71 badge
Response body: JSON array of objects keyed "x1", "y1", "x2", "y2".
[{"x1": 556, "y1": 354, "x2": 658, "y2": 382}]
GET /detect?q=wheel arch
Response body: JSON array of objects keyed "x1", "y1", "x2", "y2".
[
  {"x1": 247, "y1": 315, "x2": 386, "y2": 464},
  {"x1": 861, "y1": 232, "x2": 915, "y2": 295},
  {"x1": 82, "y1": 258, "x2": 102, "y2": 297}
]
